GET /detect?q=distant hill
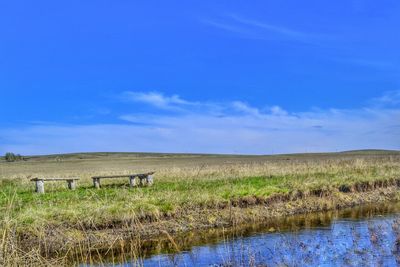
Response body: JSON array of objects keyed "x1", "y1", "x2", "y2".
[
  {"x1": 1, "y1": 149, "x2": 399, "y2": 162},
  {"x1": 339, "y1": 149, "x2": 400, "y2": 155}
]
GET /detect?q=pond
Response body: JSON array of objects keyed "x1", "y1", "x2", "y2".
[{"x1": 95, "y1": 202, "x2": 400, "y2": 266}]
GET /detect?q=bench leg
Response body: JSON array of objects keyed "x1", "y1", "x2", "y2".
[
  {"x1": 35, "y1": 180, "x2": 45, "y2": 194},
  {"x1": 139, "y1": 177, "x2": 145, "y2": 186},
  {"x1": 146, "y1": 174, "x2": 154, "y2": 186},
  {"x1": 67, "y1": 180, "x2": 76, "y2": 190},
  {"x1": 129, "y1": 176, "x2": 137, "y2": 187},
  {"x1": 93, "y1": 178, "x2": 100, "y2": 189}
]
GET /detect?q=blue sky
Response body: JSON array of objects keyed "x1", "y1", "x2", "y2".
[{"x1": 0, "y1": 0, "x2": 399, "y2": 155}]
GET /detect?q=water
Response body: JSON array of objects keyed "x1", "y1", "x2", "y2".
[{"x1": 101, "y1": 203, "x2": 400, "y2": 266}]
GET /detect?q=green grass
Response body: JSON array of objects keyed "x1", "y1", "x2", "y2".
[
  {"x1": 1, "y1": 176, "x2": 285, "y2": 227},
  {"x1": 1, "y1": 151, "x2": 399, "y2": 230}
]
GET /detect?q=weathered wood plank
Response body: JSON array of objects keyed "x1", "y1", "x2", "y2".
[
  {"x1": 30, "y1": 178, "x2": 80, "y2": 181},
  {"x1": 91, "y1": 172, "x2": 155, "y2": 179}
]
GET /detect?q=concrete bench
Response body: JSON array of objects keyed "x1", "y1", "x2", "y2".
[
  {"x1": 91, "y1": 172, "x2": 155, "y2": 189},
  {"x1": 30, "y1": 178, "x2": 80, "y2": 194}
]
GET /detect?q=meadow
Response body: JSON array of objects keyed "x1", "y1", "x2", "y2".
[{"x1": 1, "y1": 150, "x2": 400, "y2": 265}]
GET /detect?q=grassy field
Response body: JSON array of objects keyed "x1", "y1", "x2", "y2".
[
  {"x1": 1, "y1": 150, "x2": 400, "y2": 265},
  {"x1": 1, "y1": 151, "x2": 400, "y2": 226}
]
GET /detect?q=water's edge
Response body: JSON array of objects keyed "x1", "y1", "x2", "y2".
[
  {"x1": 18, "y1": 184, "x2": 400, "y2": 265},
  {"x1": 78, "y1": 189, "x2": 400, "y2": 265},
  {"x1": 139, "y1": 201, "x2": 400, "y2": 266}
]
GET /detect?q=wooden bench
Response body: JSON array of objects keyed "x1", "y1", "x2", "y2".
[
  {"x1": 91, "y1": 172, "x2": 155, "y2": 189},
  {"x1": 30, "y1": 178, "x2": 80, "y2": 194}
]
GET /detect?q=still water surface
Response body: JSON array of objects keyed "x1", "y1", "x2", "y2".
[{"x1": 108, "y1": 203, "x2": 400, "y2": 266}]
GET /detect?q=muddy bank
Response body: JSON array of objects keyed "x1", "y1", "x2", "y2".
[{"x1": 17, "y1": 178, "x2": 400, "y2": 257}]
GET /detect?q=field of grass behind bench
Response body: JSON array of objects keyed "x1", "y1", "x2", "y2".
[{"x1": 1, "y1": 151, "x2": 400, "y2": 229}]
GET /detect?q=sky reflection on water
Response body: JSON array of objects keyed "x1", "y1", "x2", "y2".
[{"x1": 136, "y1": 214, "x2": 400, "y2": 266}]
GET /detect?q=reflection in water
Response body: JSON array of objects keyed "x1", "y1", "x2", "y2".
[{"x1": 104, "y1": 203, "x2": 400, "y2": 266}]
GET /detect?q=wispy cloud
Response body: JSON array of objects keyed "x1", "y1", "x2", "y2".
[
  {"x1": 203, "y1": 14, "x2": 328, "y2": 44},
  {"x1": 1, "y1": 91, "x2": 399, "y2": 155},
  {"x1": 371, "y1": 90, "x2": 400, "y2": 107},
  {"x1": 231, "y1": 101, "x2": 261, "y2": 116},
  {"x1": 228, "y1": 14, "x2": 313, "y2": 40},
  {"x1": 121, "y1": 91, "x2": 193, "y2": 111},
  {"x1": 120, "y1": 91, "x2": 225, "y2": 115}
]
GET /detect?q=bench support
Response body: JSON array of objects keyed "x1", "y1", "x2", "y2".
[
  {"x1": 146, "y1": 174, "x2": 154, "y2": 186},
  {"x1": 137, "y1": 174, "x2": 154, "y2": 186},
  {"x1": 93, "y1": 178, "x2": 101, "y2": 189},
  {"x1": 35, "y1": 180, "x2": 45, "y2": 194},
  {"x1": 129, "y1": 176, "x2": 137, "y2": 187},
  {"x1": 67, "y1": 180, "x2": 76, "y2": 190}
]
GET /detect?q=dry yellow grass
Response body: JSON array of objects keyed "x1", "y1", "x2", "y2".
[{"x1": 1, "y1": 151, "x2": 400, "y2": 265}]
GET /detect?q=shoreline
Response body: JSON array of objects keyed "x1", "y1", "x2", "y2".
[{"x1": 19, "y1": 180, "x2": 400, "y2": 258}]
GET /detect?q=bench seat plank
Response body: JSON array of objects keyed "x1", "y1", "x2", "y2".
[
  {"x1": 91, "y1": 172, "x2": 155, "y2": 179},
  {"x1": 31, "y1": 178, "x2": 79, "y2": 181}
]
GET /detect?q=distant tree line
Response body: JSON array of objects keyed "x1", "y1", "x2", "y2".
[{"x1": 4, "y1": 152, "x2": 23, "y2": 162}]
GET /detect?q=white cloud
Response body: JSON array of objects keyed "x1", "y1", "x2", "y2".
[
  {"x1": 1, "y1": 91, "x2": 399, "y2": 155},
  {"x1": 270, "y1": 106, "x2": 288, "y2": 116},
  {"x1": 121, "y1": 91, "x2": 192, "y2": 110},
  {"x1": 231, "y1": 101, "x2": 261, "y2": 116}
]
